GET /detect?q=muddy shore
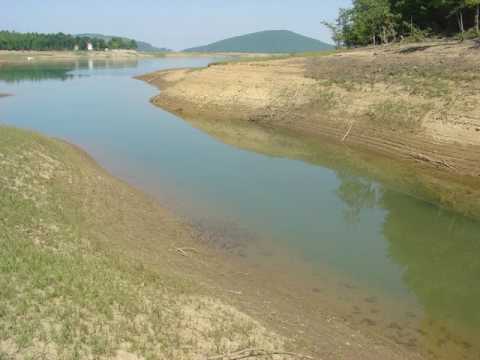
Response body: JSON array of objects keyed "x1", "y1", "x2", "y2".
[{"x1": 137, "y1": 40, "x2": 480, "y2": 219}]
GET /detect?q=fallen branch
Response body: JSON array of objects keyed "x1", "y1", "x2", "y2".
[
  {"x1": 206, "y1": 348, "x2": 314, "y2": 360},
  {"x1": 409, "y1": 153, "x2": 454, "y2": 169},
  {"x1": 342, "y1": 120, "x2": 355, "y2": 142},
  {"x1": 227, "y1": 289, "x2": 243, "y2": 295},
  {"x1": 175, "y1": 247, "x2": 199, "y2": 257}
]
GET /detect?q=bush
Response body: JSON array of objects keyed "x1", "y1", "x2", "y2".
[{"x1": 459, "y1": 28, "x2": 480, "y2": 40}]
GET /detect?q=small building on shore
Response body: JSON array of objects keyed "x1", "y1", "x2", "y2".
[
  {"x1": 87, "y1": 42, "x2": 93, "y2": 51},
  {"x1": 74, "y1": 44, "x2": 79, "y2": 51}
]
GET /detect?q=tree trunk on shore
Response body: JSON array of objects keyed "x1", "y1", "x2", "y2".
[
  {"x1": 458, "y1": 10, "x2": 465, "y2": 34},
  {"x1": 382, "y1": 26, "x2": 388, "y2": 44}
]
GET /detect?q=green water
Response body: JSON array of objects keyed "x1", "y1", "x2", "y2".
[{"x1": 1, "y1": 59, "x2": 479, "y2": 358}]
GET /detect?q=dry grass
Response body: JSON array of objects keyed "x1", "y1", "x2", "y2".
[{"x1": 366, "y1": 99, "x2": 433, "y2": 130}]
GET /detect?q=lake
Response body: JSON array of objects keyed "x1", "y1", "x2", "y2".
[{"x1": 1, "y1": 57, "x2": 479, "y2": 359}]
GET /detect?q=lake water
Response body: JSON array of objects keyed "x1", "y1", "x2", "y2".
[{"x1": 1, "y1": 58, "x2": 479, "y2": 359}]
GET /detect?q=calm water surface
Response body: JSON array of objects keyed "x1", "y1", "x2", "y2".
[{"x1": 1, "y1": 58, "x2": 479, "y2": 358}]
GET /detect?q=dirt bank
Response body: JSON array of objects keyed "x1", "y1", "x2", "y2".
[
  {"x1": 0, "y1": 126, "x2": 283, "y2": 359},
  {"x1": 137, "y1": 40, "x2": 480, "y2": 218}
]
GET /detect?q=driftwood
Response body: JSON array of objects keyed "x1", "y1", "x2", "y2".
[
  {"x1": 342, "y1": 120, "x2": 355, "y2": 142},
  {"x1": 206, "y1": 348, "x2": 314, "y2": 360},
  {"x1": 409, "y1": 153, "x2": 454, "y2": 169},
  {"x1": 175, "y1": 247, "x2": 199, "y2": 257}
]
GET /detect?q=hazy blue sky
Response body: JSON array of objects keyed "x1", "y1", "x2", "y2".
[{"x1": 3, "y1": 1, "x2": 351, "y2": 50}]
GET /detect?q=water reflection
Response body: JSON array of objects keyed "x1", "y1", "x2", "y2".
[
  {"x1": 335, "y1": 171, "x2": 480, "y2": 357},
  {"x1": 381, "y1": 191, "x2": 480, "y2": 356},
  {"x1": 0, "y1": 63, "x2": 75, "y2": 82},
  {"x1": 336, "y1": 172, "x2": 380, "y2": 224}
]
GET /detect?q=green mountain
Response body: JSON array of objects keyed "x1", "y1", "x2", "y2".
[
  {"x1": 184, "y1": 30, "x2": 334, "y2": 53},
  {"x1": 76, "y1": 33, "x2": 170, "y2": 52}
]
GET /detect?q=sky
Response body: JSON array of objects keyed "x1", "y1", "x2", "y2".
[{"x1": 2, "y1": 0, "x2": 351, "y2": 50}]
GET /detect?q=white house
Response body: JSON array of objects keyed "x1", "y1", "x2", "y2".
[
  {"x1": 74, "y1": 44, "x2": 79, "y2": 51},
  {"x1": 87, "y1": 42, "x2": 93, "y2": 51}
]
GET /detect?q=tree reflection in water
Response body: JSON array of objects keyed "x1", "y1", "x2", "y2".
[
  {"x1": 336, "y1": 172, "x2": 379, "y2": 224},
  {"x1": 381, "y1": 191, "x2": 480, "y2": 357},
  {"x1": 335, "y1": 173, "x2": 480, "y2": 358}
]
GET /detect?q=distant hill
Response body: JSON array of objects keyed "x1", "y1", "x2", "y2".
[
  {"x1": 76, "y1": 33, "x2": 170, "y2": 52},
  {"x1": 136, "y1": 41, "x2": 171, "y2": 52},
  {"x1": 184, "y1": 30, "x2": 334, "y2": 53}
]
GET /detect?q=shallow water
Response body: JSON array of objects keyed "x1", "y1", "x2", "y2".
[{"x1": 1, "y1": 58, "x2": 479, "y2": 359}]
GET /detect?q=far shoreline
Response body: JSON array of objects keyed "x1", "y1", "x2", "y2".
[
  {"x1": 0, "y1": 49, "x2": 161, "y2": 65},
  {"x1": 0, "y1": 49, "x2": 286, "y2": 65}
]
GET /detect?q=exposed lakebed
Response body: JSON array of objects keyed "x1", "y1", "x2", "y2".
[{"x1": 1, "y1": 58, "x2": 479, "y2": 359}]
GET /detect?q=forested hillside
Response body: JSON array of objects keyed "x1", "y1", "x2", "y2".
[
  {"x1": 0, "y1": 31, "x2": 137, "y2": 51},
  {"x1": 324, "y1": 0, "x2": 480, "y2": 47}
]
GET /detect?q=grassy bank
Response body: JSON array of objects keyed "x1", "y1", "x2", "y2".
[{"x1": 0, "y1": 126, "x2": 285, "y2": 359}]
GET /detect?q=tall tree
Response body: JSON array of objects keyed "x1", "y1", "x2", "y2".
[
  {"x1": 336, "y1": 0, "x2": 397, "y2": 46},
  {"x1": 326, "y1": 0, "x2": 479, "y2": 48}
]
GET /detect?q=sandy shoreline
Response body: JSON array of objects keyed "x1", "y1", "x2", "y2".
[{"x1": 137, "y1": 40, "x2": 480, "y2": 219}]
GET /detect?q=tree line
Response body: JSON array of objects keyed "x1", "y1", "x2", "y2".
[
  {"x1": 0, "y1": 31, "x2": 137, "y2": 51},
  {"x1": 323, "y1": 0, "x2": 480, "y2": 47}
]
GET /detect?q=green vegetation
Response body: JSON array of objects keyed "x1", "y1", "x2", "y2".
[
  {"x1": 184, "y1": 30, "x2": 334, "y2": 53},
  {"x1": 0, "y1": 126, "x2": 283, "y2": 359},
  {"x1": 323, "y1": 0, "x2": 480, "y2": 47},
  {"x1": 0, "y1": 31, "x2": 137, "y2": 51}
]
